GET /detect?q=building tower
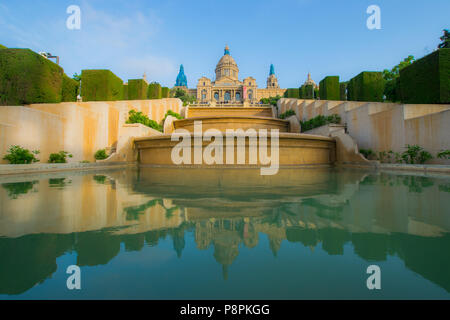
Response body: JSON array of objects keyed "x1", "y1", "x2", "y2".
[
  {"x1": 266, "y1": 64, "x2": 279, "y2": 88},
  {"x1": 215, "y1": 45, "x2": 239, "y2": 82},
  {"x1": 175, "y1": 64, "x2": 188, "y2": 87}
]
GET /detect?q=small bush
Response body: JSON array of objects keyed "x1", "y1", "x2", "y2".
[
  {"x1": 94, "y1": 149, "x2": 108, "y2": 160},
  {"x1": 3, "y1": 145, "x2": 40, "y2": 164},
  {"x1": 48, "y1": 151, "x2": 72, "y2": 163},
  {"x1": 359, "y1": 148, "x2": 375, "y2": 160},
  {"x1": 401, "y1": 145, "x2": 433, "y2": 164},
  {"x1": 162, "y1": 110, "x2": 183, "y2": 124},
  {"x1": 126, "y1": 109, "x2": 162, "y2": 132},
  {"x1": 279, "y1": 109, "x2": 296, "y2": 119},
  {"x1": 437, "y1": 150, "x2": 450, "y2": 160},
  {"x1": 260, "y1": 95, "x2": 282, "y2": 106},
  {"x1": 300, "y1": 114, "x2": 341, "y2": 132}
]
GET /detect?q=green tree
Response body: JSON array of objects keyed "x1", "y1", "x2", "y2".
[
  {"x1": 172, "y1": 88, "x2": 196, "y2": 106},
  {"x1": 73, "y1": 73, "x2": 81, "y2": 82},
  {"x1": 383, "y1": 55, "x2": 415, "y2": 81},
  {"x1": 383, "y1": 55, "x2": 415, "y2": 102},
  {"x1": 438, "y1": 29, "x2": 450, "y2": 49}
]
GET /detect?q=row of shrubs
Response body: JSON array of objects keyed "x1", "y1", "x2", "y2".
[
  {"x1": 0, "y1": 46, "x2": 171, "y2": 105},
  {"x1": 2, "y1": 145, "x2": 109, "y2": 164},
  {"x1": 125, "y1": 109, "x2": 184, "y2": 132},
  {"x1": 359, "y1": 146, "x2": 450, "y2": 164},
  {"x1": 80, "y1": 70, "x2": 169, "y2": 102},
  {"x1": 283, "y1": 48, "x2": 448, "y2": 104},
  {"x1": 279, "y1": 111, "x2": 342, "y2": 133}
]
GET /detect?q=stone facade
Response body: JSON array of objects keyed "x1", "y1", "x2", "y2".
[{"x1": 176, "y1": 46, "x2": 286, "y2": 105}]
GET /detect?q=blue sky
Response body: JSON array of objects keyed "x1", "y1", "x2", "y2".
[{"x1": 0, "y1": 0, "x2": 448, "y2": 88}]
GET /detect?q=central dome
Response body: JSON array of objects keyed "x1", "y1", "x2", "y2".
[{"x1": 215, "y1": 45, "x2": 239, "y2": 82}]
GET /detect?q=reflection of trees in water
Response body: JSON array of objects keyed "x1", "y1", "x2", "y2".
[
  {"x1": 301, "y1": 198, "x2": 343, "y2": 221},
  {"x1": 2, "y1": 221, "x2": 450, "y2": 295},
  {"x1": 123, "y1": 199, "x2": 180, "y2": 221},
  {"x1": 49, "y1": 178, "x2": 71, "y2": 188},
  {"x1": 360, "y1": 173, "x2": 436, "y2": 193},
  {"x1": 439, "y1": 183, "x2": 450, "y2": 193},
  {"x1": 0, "y1": 233, "x2": 74, "y2": 295},
  {"x1": 2, "y1": 181, "x2": 38, "y2": 199}
]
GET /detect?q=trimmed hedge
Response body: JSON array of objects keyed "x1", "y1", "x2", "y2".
[
  {"x1": 347, "y1": 71, "x2": 384, "y2": 102},
  {"x1": 340, "y1": 82, "x2": 347, "y2": 101},
  {"x1": 81, "y1": 69, "x2": 123, "y2": 101},
  {"x1": 123, "y1": 84, "x2": 128, "y2": 100},
  {"x1": 62, "y1": 74, "x2": 79, "y2": 102},
  {"x1": 299, "y1": 85, "x2": 314, "y2": 99},
  {"x1": 0, "y1": 49, "x2": 64, "y2": 105},
  {"x1": 147, "y1": 82, "x2": 162, "y2": 99},
  {"x1": 283, "y1": 88, "x2": 300, "y2": 99},
  {"x1": 127, "y1": 79, "x2": 148, "y2": 100},
  {"x1": 0, "y1": 44, "x2": 7, "y2": 49},
  {"x1": 319, "y1": 76, "x2": 340, "y2": 100},
  {"x1": 161, "y1": 87, "x2": 170, "y2": 98},
  {"x1": 399, "y1": 48, "x2": 450, "y2": 104}
]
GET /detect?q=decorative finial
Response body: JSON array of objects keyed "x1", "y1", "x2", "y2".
[
  {"x1": 224, "y1": 45, "x2": 230, "y2": 55},
  {"x1": 269, "y1": 64, "x2": 275, "y2": 76},
  {"x1": 175, "y1": 64, "x2": 187, "y2": 87}
]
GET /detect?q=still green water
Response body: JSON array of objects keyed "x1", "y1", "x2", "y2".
[{"x1": 0, "y1": 167, "x2": 449, "y2": 299}]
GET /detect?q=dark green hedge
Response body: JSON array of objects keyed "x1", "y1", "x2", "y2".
[
  {"x1": 347, "y1": 72, "x2": 384, "y2": 102},
  {"x1": 340, "y1": 82, "x2": 347, "y2": 101},
  {"x1": 319, "y1": 76, "x2": 340, "y2": 100},
  {"x1": 399, "y1": 49, "x2": 449, "y2": 104},
  {"x1": 0, "y1": 49, "x2": 64, "y2": 105},
  {"x1": 81, "y1": 69, "x2": 123, "y2": 101},
  {"x1": 147, "y1": 82, "x2": 162, "y2": 99},
  {"x1": 283, "y1": 88, "x2": 300, "y2": 99},
  {"x1": 62, "y1": 74, "x2": 79, "y2": 102},
  {"x1": 161, "y1": 87, "x2": 170, "y2": 98},
  {"x1": 127, "y1": 79, "x2": 148, "y2": 100},
  {"x1": 299, "y1": 85, "x2": 314, "y2": 99},
  {"x1": 123, "y1": 84, "x2": 128, "y2": 100}
]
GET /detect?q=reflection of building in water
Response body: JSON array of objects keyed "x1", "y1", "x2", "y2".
[{"x1": 1, "y1": 170, "x2": 450, "y2": 294}]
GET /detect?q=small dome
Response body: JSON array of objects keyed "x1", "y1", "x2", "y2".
[
  {"x1": 215, "y1": 45, "x2": 239, "y2": 81},
  {"x1": 216, "y1": 54, "x2": 237, "y2": 68}
]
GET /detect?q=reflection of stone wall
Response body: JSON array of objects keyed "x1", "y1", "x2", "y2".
[
  {"x1": 0, "y1": 171, "x2": 186, "y2": 238},
  {"x1": 278, "y1": 99, "x2": 450, "y2": 164},
  {"x1": 0, "y1": 98, "x2": 182, "y2": 163},
  {"x1": 1, "y1": 168, "x2": 450, "y2": 294}
]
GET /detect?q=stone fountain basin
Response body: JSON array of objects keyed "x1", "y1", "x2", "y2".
[
  {"x1": 134, "y1": 132, "x2": 336, "y2": 166},
  {"x1": 173, "y1": 116, "x2": 290, "y2": 133}
]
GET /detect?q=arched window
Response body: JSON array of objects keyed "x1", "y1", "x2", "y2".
[
  {"x1": 214, "y1": 92, "x2": 219, "y2": 101},
  {"x1": 235, "y1": 92, "x2": 241, "y2": 101},
  {"x1": 248, "y1": 89, "x2": 253, "y2": 100},
  {"x1": 202, "y1": 89, "x2": 207, "y2": 100},
  {"x1": 224, "y1": 91, "x2": 231, "y2": 101}
]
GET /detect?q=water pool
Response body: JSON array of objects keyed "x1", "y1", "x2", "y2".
[{"x1": 0, "y1": 167, "x2": 449, "y2": 299}]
